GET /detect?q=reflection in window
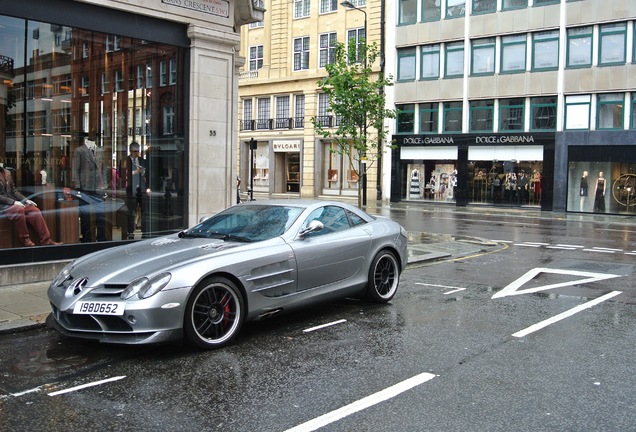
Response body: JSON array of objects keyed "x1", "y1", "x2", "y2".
[
  {"x1": 530, "y1": 96, "x2": 556, "y2": 131},
  {"x1": 443, "y1": 101, "x2": 462, "y2": 132},
  {"x1": 422, "y1": 0, "x2": 441, "y2": 22},
  {"x1": 502, "y1": 0, "x2": 527, "y2": 9},
  {"x1": 421, "y1": 44, "x2": 440, "y2": 79},
  {"x1": 445, "y1": 41, "x2": 464, "y2": 77},
  {"x1": 597, "y1": 94, "x2": 624, "y2": 130},
  {"x1": 471, "y1": 38, "x2": 495, "y2": 75},
  {"x1": 499, "y1": 98, "x2": 525, "y2": 132},
  {"x1": 396, "y1": 104, "x2": 415, "y2": 134},
  {"x1": 469, "y1": 100, "x2": 494, "y2": 132},
  {"x1": 399, "y1": 0, "x2": 417, "y2": 24},
  {"x1": 397, "y1": 47, "x2": 416, "y2": 81},
  {"x1": 419, "y1": 103, "x2": 439, "y2": 133},
  {"x1": 501, "y1": 35, "x2": 526, "y2": 73},
  {"x1": 446, "y1": 0, "x2": 465, "y2": 18}
]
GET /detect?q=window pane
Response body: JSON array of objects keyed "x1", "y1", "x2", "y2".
[
  {"x1": 503, "y1": 0, "x2": 527, "y2": 9},
  {"x1": 398, "y1": 48, "x2": 416, "y2": 80},
  {"x1": 565, "y1": 96, "x2": 590, "y2": 129},
  {"x1": 567, "y1": 27, "x2": 592, "y2": 67},
  {"x1": 422, "y1": 0, "x2": 441, "y2": 21},
  {"x1": 397, "y1": 104, "x2": 415, "y2": 133},
  {"x1": 447, "y1": 0, "x2": 465, "y2": 18},
  {"x1": 400, "y1": 0, "x2": 417, "y2": 24},
  {"x1": 472, "y1": 39, "x2": 495, "y2": 75},
  {"x1": 470, "y1": 100, "x2": 494, "y2": 132},
  {"x1": 501, "y1": 35, "x2": 526, "y2": 72},
  {"x1": 419, "y1": 103, "x2": 438, "y2": 133},
  {"x1": 530, "y1": 96, "x2": 556, "y2": 130},
  {"x1": 597, "y1": 94, "x2": 624, "y2": 129},
  {"x1": 599, "y1": 24, "x2": 626, "y2": 65},
  {"x1": 499, "y1": 99, "x2": 525, "y2": 131},
  {"x1": 421, "y1": 45, "x2": 440, "y2": 79},
  {"x1": 444, "y1": 102, "x2": 462, "y2": 132},
  {"x1": 533, "y1": 31, "x2": 559, "y2": 70},
  {"x1": 446, "y1": 42, "x2": 464, "y2": 77}
]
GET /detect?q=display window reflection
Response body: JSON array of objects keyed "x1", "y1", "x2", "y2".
[
  {"x1": 405, "y1": 161, "x2": 457, "y2": 202},
  {"x1": 0, "y1": 16, "x2": 186, "y2": 249},
  {"x1": 467, "y1": 160, "x2": 543, "y2": 207}
]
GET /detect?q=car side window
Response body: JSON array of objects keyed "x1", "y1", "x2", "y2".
[
  {"x1": 346, "y1": 210, "x2": 366, "y2": 226},
  {"x1": 302, "y1": 205, "x2": 351, "y2": 236}
]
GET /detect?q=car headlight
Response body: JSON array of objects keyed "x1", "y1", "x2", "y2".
[
  {"x1": 121, "y1": 273, "x2": 172, "y2": 300},
  {"x1": 52, "y1": 263, "x2": 74, "y2": 287},
  {"x1": 400, "y1": 226, "x2": 408, "y2": 239}
]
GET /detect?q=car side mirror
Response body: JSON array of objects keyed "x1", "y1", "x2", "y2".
[{"x1": 298, "y1": 220, "x2": 324, "y2": 238}]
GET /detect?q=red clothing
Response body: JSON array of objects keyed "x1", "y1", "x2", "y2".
[{"x1": 0, "y1": 169, "x2": 53, "y2": 245}]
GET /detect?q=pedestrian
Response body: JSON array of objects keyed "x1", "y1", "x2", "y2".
[{"x1": 0, "y1": 166, "x2": 62, "y2": 247}]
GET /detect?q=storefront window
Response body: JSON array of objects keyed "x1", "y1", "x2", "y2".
[
  {"x1": 253, "y1": 142, "x2": 270, "y2": 192},
  {"x1": 406, "y1": 162, "x2": 457, "y2": 202},
  {"x1": 0, "y1": 16, "x2": 186, "y2": 248},
  {"x1": 323, "y1": 142, "x2": 358, "y2": 195}
]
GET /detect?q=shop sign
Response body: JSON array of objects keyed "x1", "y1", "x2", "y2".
[
  {"x1": 401, "y1": 137, "x2": 455, "y2": 145},
  {"x1": 273, "y1": 140, "x2": 300, "y2": 152},
  {"x1": 474, "y1": 135, "x2": 535, "y2": 144},
  {"x1": 162, "y1": 0, "x2": 230, "y2": 18}
]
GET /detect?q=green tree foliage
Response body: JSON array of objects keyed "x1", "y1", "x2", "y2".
[{"x1": 312, "y1": 39, "x2": 397, "y2": 206}]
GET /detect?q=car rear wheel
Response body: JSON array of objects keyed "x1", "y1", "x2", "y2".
[
  {"x1": 184, "y1": 277, "x2": 244, "y2": 349},
  {"x1": 365, "y1": 250, "x2": 400, "y2": 303}
]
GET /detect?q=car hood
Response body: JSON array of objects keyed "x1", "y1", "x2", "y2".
[{"x1": 69, "y1": 234, "x2": 252, "y2": 286}]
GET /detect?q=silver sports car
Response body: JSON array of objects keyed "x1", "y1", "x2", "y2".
[{"x1": 47, "y1": 200, "x2": 408, "y2": 349}]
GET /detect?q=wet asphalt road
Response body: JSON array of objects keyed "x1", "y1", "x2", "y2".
[{"x1": 1, "y1": 205, "x2": 635, "y2": 431}]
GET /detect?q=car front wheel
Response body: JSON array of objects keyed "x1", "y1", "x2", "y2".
[
  {"x1": 365, "y1": 250, "x2": 400, "y2": 303},
  {"x1": 184, "y1": 277, "x2": 244, "y2": 349}
]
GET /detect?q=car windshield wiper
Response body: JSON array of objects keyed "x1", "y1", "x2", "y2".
[
  {"x1": 208, "y1": 232, "x2": 252, "y2": 243},
  {"x1": 178, "y1": 231, "x2": 208, "y2": 238}
]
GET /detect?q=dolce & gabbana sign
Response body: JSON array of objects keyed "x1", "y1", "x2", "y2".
[
  {"x1": 474, "y1": 135, "x2": 535, "y2": 144},
  {"x1": 397, "y1": 133, "x2": 550, "y2": 146},
  {"x1": 401, "y1": 136, "x2": 456, "y2": 145}
]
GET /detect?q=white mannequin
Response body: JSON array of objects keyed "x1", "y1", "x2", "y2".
[{"x1": 40, "y1": 169, "x2": 47, "y2": 185}]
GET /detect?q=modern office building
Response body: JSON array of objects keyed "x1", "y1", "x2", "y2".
[
  {"x1": 237, "y1": 0, "x2": 386, "y2": 203},
  {"x1": 389, "y1": 0, "x2": 636, "y2": 215},
  {"x1": 0, "y1": 0, "x2": 261, "y2": 260}
]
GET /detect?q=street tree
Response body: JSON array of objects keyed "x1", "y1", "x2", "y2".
[{"x1": 312, "y1": 39, "x2": 397, "y2": 207}]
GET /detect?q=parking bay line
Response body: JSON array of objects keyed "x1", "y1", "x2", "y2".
[
  {"x1": 303, "y1": 319, "x2": 347, "y2": 333},
  {"x1": 416, "y1": 282, "x2": 467, "y2": 295},
  {"x1": 48, "y1": 376, "x2": 126, "y2": 397},
  {"x1": 284, "y1": 372, "x2": 436, "y2": 432},
  {"x1": 511, "y1": 291, "x2": 622, "y2": 338}
]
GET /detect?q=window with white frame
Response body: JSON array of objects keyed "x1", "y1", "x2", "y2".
[
  {"x1": 169, "y1": 59, "x2": 177, "y2": 85},
  {"x1": 293, "y1": 37, "x2": 310, "y2": 71},
  {"x1": 136, "y1": 65, "x2": 144, "y2": 88},
  {"x1": 564, "y1": 95, "x2": 591, "y2": 130},
  {"x1": 294, "y1": 94, "x2": 305, "y2": 128},
  {"x1": 82, "y1": 42, "x2": 89, "y2": 58},
  {"x1": 596, "y1": 93, "x2": 624, "y2": 130},
  {"x1": 80, "y1": 76, "x2": 89, "y2": 96},
  {"x1": 317, "y1": 93, "x2": 331, "y2": 127},
  {"x1": 160, "y1": 60, "x2": 168, "y2": 86},
  {"x1": 294, "y1": 0, "x2": 310, "y2": 18},
  {"x1": 399, "y1": 0, "x2": 417, "y2": 25},
  {"x1": 243, "y1": 99, "x2": 253, "y2": 121},
  {"x1": 115, "y1": 70, "x2": 124, "y2": 92},
  {"x1": 421, "y1": 44, "x2": 440, "y2": 79},
  {"x1": 566, "y1": 26, "x2": 593, "y2": 68},
  {"x1": 101, "y1": 72, "x2": 110, "y2": 94},
  {"x1": 105, "y1": 35, "x2": 113, "y2": 52},
  {"x1": 146, "y1": 63, "x2": 152, "y2": 88},
  {"x1": 320, "y1": 0, "x2": 337, "y2": 13},
  {"x1": 532, "y1": 31, "x2": 559, "y2": 70},
  {"x1": 445, "y1": 41, "x2": 464, "y2": 77},
  {"x1": 397, "y1": 47, "x2": 416, "y2": 81},
  {"x1": 471, "y1": 38, "x2": 495, "y2": 75},
  {"x1": 257, "y1": 97, "x2": 271, "y2": 129},
  {"x1": 347, "y1": 28, "x2": 366, "y2": 64},
  {"x1": 275, "y1": 96, "x2": 290, "y2": 129},
  {"x1": 599, "y1": 22, "x2": 626, "y2": 66},
  {"x1": 249, "y1": 45, "x2": 264, "y2": 71},
  {"x1": 163, "y1": 106, "x2": 174, "y2": 135},
  {"x1": 319, "y1": 33, "x2": 337, "y2": 67},
  {"x1": 501, "y1": 34, "x2": 526, "y2": 73}
]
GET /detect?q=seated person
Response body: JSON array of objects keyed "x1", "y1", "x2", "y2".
[{"x1": 0, "y1": 166, "x2": 62, "y2": 247}]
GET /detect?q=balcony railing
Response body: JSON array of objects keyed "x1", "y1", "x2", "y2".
[{"x1": 240, "y1": 117, "x2": 308, "y2": 131}]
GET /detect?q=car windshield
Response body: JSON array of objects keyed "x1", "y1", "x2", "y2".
[{"x1": 182, "y1": 205, "x2": 304, "y2": 242}]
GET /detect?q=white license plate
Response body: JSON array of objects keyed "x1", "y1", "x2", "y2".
[{"x1": 73, "y1": 301, "x2": 125, "y2": 316}]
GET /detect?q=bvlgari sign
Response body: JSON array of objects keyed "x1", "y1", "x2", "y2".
[{"x1": 162, "y1": 0, "x2": 229, "y2": 18}]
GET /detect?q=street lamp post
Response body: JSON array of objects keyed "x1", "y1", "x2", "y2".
[{"x1": 341, "y1": 0, "x2": 367, "y2": 206}]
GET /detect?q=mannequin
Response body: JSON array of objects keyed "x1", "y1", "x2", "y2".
[
  {"x1": 593, "y1": 171, "x2": 606, "y2": 213},
  {"x1": 579, "y1": 170, "x2": 588, "y2": 211},
  {"x1": 72, "y1": 137, "x2": 106, "y2": 242}
]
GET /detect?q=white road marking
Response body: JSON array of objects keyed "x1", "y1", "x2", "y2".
[
  {"x1": 416, "y1": 282, "x2": 465, "y2": 290},
  {"x1": 583, "y1": 249, "x2": 616, "y2": 253},
  {"x1": 555, "y1": 244, "x2": 584, "y2": 248},
  {"x1": 492, "y1": 239, "x2": 513, "y2": 243},
  {"x1": 513, "y1": 243, "x2": 541, "y2": 247},
  {"x1": 626, "y1": 252, "x2": 636, "y2": 256},
  {"x1": 591, "y1": 247, "x2": 624, "y2": 252},
  {"x1": 523, "y1": 242, "x2": 551, "y2": 246},
  {"x1": 512, "y1": 291, "x2": 622, "y2": 338},
  {"x1": 546, "y1": 246, "x2": 578, "y2": 250},
  {"x1": 443, "y1": 288, "x2": 466, "y2": 295},
  {"x1": 303, "y1": 319, "x2": 347, "y2": 333},
  {"x1": 492, "y1": 268, "x2": 622, "y2": 299},
  {"x1": 48, "y1": 376, "x2": 126, "y2": 397},
  {"x1": 284, "y1": 372, "x2": 436, "y2": 432},
  {"x1": 0, "y1": 385, "x2": 49, "y2": 399}
]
